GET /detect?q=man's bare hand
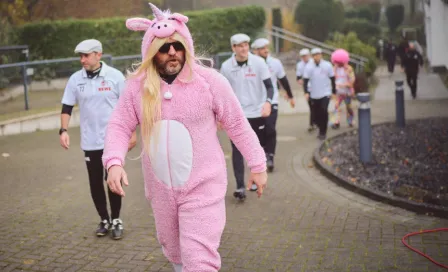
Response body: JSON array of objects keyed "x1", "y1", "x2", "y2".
[
  {"x1": 247, "y1": 171, "x2": 268, "y2": 198},
  {"x1": 107, "y1": 165, "x2": 129, "y2": 197},
  {"x1": 304, "y1": 93, "x2": 310, "y2": 101},
  {"x1": 289, "y1": 98, "x2": 296, "y2": 108},
  {"x1": 261, "y1": 102, "x2": 272, "y2": 117},
  {"x1": 60, "y1": 132, "x2": 70, "y2": 150}
]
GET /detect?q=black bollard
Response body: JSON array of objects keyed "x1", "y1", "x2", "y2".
[
  {"x1": 395, "y1": 80, "x2": 405, "y2": 128},
  {"x1": 357, "y1": 93, "x2": 372, "y2": 163}
]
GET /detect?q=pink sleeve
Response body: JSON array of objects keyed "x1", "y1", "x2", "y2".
[
  {"x1": 102, "y1": 79, "x2": 140, "y2": 170},
  {"x1": 211, "y1": 71, "x2": 266, "y2": 173}
]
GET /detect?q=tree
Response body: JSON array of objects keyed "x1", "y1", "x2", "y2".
[
  {"x1": 0, "y1": 0, "x2": 43, "y2": 25},
  {"x1": 385, "y1": 4, "x2": 404, "y2": 33},
  {"x1": 272, "y1": 7, "x2": 283, "y2": 52},
  {"x1": 294, "y1": 0, "x2": 344, "y2": 41},
  {"x1": 0, "y1": 0, "x2": 28, "y2": 25}
]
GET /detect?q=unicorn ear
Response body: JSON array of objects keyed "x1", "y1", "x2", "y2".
[
  {"x1": 171, "y1": 13, "x2": 188, "y2": 23},
  {"x1": 126, "y1": 18, "x2": 153, "y2": 32}
]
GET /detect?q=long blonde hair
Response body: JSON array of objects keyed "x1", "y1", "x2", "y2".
[{"x1": 128, "y1": 33, "x2": 194, "y2": 156}]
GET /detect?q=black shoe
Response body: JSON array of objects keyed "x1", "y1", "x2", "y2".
[
  {"x1": 111, "y1": 219, "x2": 123, "y2": 240},
  {"x1": 267, "y1": 155, "x2": 274, "y2": 173},
  {"x1": 307, "y1": 125, "x2": 316, "y2": 132},
  {"x1": 331, "y1": 123, "x2": 340, "y2": 129},
  {"x1": 96, "y1": 219, "x2": 110, "y2": 237},
  {"x1": 317, "y1": 134, "x2": 326, "y2": 140},
  {"x1": 233, "y1": 190, "x2": 246, "y2": 201}
]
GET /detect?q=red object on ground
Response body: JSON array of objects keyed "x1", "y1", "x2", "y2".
[{"x1": 401, "y1": 228, "x2": 448, "y2": 269}]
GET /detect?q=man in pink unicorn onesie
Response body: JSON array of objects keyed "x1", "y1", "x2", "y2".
[{"x1": 102, "y1": 3, "x2": 268, "y2": 272}]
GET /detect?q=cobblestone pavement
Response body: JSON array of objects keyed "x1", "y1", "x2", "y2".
[{"x1": 0, "y1": 99, "x2": 447, "y2": 272}]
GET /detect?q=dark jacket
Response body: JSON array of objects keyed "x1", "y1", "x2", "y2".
[
  {"x1": 384, "y1": 43, "x2": 397, "y2": 60},
  {"x1": 402, "y1": 50, "x2": 423, "y2": 75}
]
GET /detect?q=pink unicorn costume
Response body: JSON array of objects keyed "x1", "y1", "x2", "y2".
[
  {"x1": 101, "y1": 3, "x2": 266, "y2": 271},
  {"x1": 330, "y1": 49, "x2": 355, "y2": 128}
]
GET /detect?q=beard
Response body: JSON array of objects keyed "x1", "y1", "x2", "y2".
[{"x1": 156, "y1": 56, "x2": 185, "y2": 75}]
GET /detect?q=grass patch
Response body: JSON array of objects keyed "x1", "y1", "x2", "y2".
[
  {"x1": 0, "y1": 89, "x2": 65, "y2": 122},
  {"x1": 438, "y1": 69, "x2": 448, "y2": 89}
]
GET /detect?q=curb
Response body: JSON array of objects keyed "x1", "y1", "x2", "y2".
[
  {"x1": 312, "y1": 119, "x2": 448, "y2": 219},
  {"x1": 0, "y1": 109, "x2": 80, "y2": 137}
]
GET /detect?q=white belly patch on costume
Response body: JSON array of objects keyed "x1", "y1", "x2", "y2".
[{"x1": 149, "y1": 120, "x2": 193, "y2": 188}]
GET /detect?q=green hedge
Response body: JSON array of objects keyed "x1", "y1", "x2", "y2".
[
  {"x1": 342, "y1": 18, "x2": 381, "y2": 45},
  {"x1": 13, "y1": 5, "x2": 265, "y2": 59},
  {"x1": 326, "y1": 32, "x2": 377, "y2": 76}
]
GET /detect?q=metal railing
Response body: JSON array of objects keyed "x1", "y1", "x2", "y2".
[
  {"x1": 265, "y1": 29, "x2": 365, "y2": 73},
  {"x1": 270, "y1": 26, "x2": 369, "y2": 64},
  {"x1": 0, "y1": 54, "x2": 139, "y2": 111},
  {"x1": 0, "y1": 53, "x2": 240, "y2": 113}
]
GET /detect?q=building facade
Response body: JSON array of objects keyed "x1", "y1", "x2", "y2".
[{"x1": 424, "y1": 0, "x2": 448, "y2": 69}]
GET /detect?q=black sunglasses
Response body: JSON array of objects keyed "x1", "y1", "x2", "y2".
[{"x1": 158, "y1": 42, "x2": 185, "y2": 53}]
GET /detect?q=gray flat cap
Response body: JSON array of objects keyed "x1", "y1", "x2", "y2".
[
  {"x1": 230, "y1": 33, "x2": 250, "y2": 46},
  {"x1": 74, "y1": 39, "x2": 103, "y2": 54},
  {"x1": 251, "y1": 38, "x2": 270, "y2": 49},
  {"x1": 311, "y1": 48, "x2": 322, "y2": 55},
  {"x1": 299, "y1": 48, "x2": 310, "y2": 56}
]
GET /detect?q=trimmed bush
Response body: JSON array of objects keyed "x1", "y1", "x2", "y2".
[
  {"x1": 294, "y1": 0, "x2": 345, "y2": 42},
  {"x1": 13, "y1": 5, "x2": 266, "y2": 59},
  {"x1": 344, "y1": 3, "x2": 381, "y2": 24},
  {"x1": 271, "y1": 7, "x2": 284, "y2": 52},
  {"x1": 326, "y1": 32, "x2": 377, "y2": 76},
  {"x1": 386, "y1": 4, "x2": 404, "y2": 33},
  {"x1": 342, "y1": 18, "x2": 381, "y2": 45}
]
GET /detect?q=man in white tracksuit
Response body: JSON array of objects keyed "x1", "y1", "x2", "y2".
[
  {"x1": 59, "y1": 39, "x2": 137, "y2": 239},
  {"x1": 220, "y1": 33, "x2": 274, "y2": 200},
  {"x1": 251, "y1": 38, "x2": 295, "y2": 172},
  {"x1": 302, "y1": 48, "x2": 336, "y2": 140},
  {"x1": 296, "y1": 48, "x2": 316, "y2": 132}
]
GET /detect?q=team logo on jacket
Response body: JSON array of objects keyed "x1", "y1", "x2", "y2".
[
  {"x1": 98, "y1": 81, "x2": 111, "y2": 91},
  {"x1": 245, "y1": 67, "x2": 256, "y2": 77}
]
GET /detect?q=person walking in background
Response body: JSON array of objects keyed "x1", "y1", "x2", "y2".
[
  {"x1": 401, "y1": 41, "x2": 424, "y2": 99},
  {"x1": 59, "y1": 39, "x2": 137, "y2": 239},
  {"x1": 329, "y1": 49, "x2": 356, "y2": 129},
  {"x1": 296, "y1": 48, "x2": 316, "y2": 132},
  {"x1": 384, "y1": 40, "x2": 398, "y2": 74},
  {"x1": 398, "y1": 35, "x2": 410, "y2": 66},
  {"x1": 220, "y1": 33, "x2": 274, "y2": 199},
  {"x1": 251, "y1": 37, "x2": 295, "y2": 172},
  {"x1": 303, "y1": 48, "x2": 336, "y2": 140}
]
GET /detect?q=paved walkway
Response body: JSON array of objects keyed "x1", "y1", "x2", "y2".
[
  {"x1": 0, "y1": 67, "x2": 448, "y2": 272},
  {"x1": 374, "y1": 65, "x2": 448, "y2": 101}
]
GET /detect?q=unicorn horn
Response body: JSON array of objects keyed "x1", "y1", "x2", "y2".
[{"x1": 149, "y1": 3, "x2": 164, "y2": 20}]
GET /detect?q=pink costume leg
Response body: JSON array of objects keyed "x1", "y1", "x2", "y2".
[
  {"x1": 330, "y1": 95, "x2": 342, "y2": 126},
  {"x1": 150, "y1": 190, "x2": 182, "y2": 266},
  {"x1": 178, "y1": 196, "x2": 226, "y2": 272}
]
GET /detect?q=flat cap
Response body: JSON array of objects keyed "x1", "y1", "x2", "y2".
[
  {"x1": 74, "y1": 39, "x2": 103, "y2": 54},
  {"x1": 299, "y1": 48, "x2": 310, "y2": 56},
  {"x1": 230, "y1": 33, "x2": 250, "y2": 46},
  {"x1": 251, "y1": 38, "x2": 270, "y2": 49},
  {"x1": 311, "y1": 48, "x2": 322, "y2": 55}
]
